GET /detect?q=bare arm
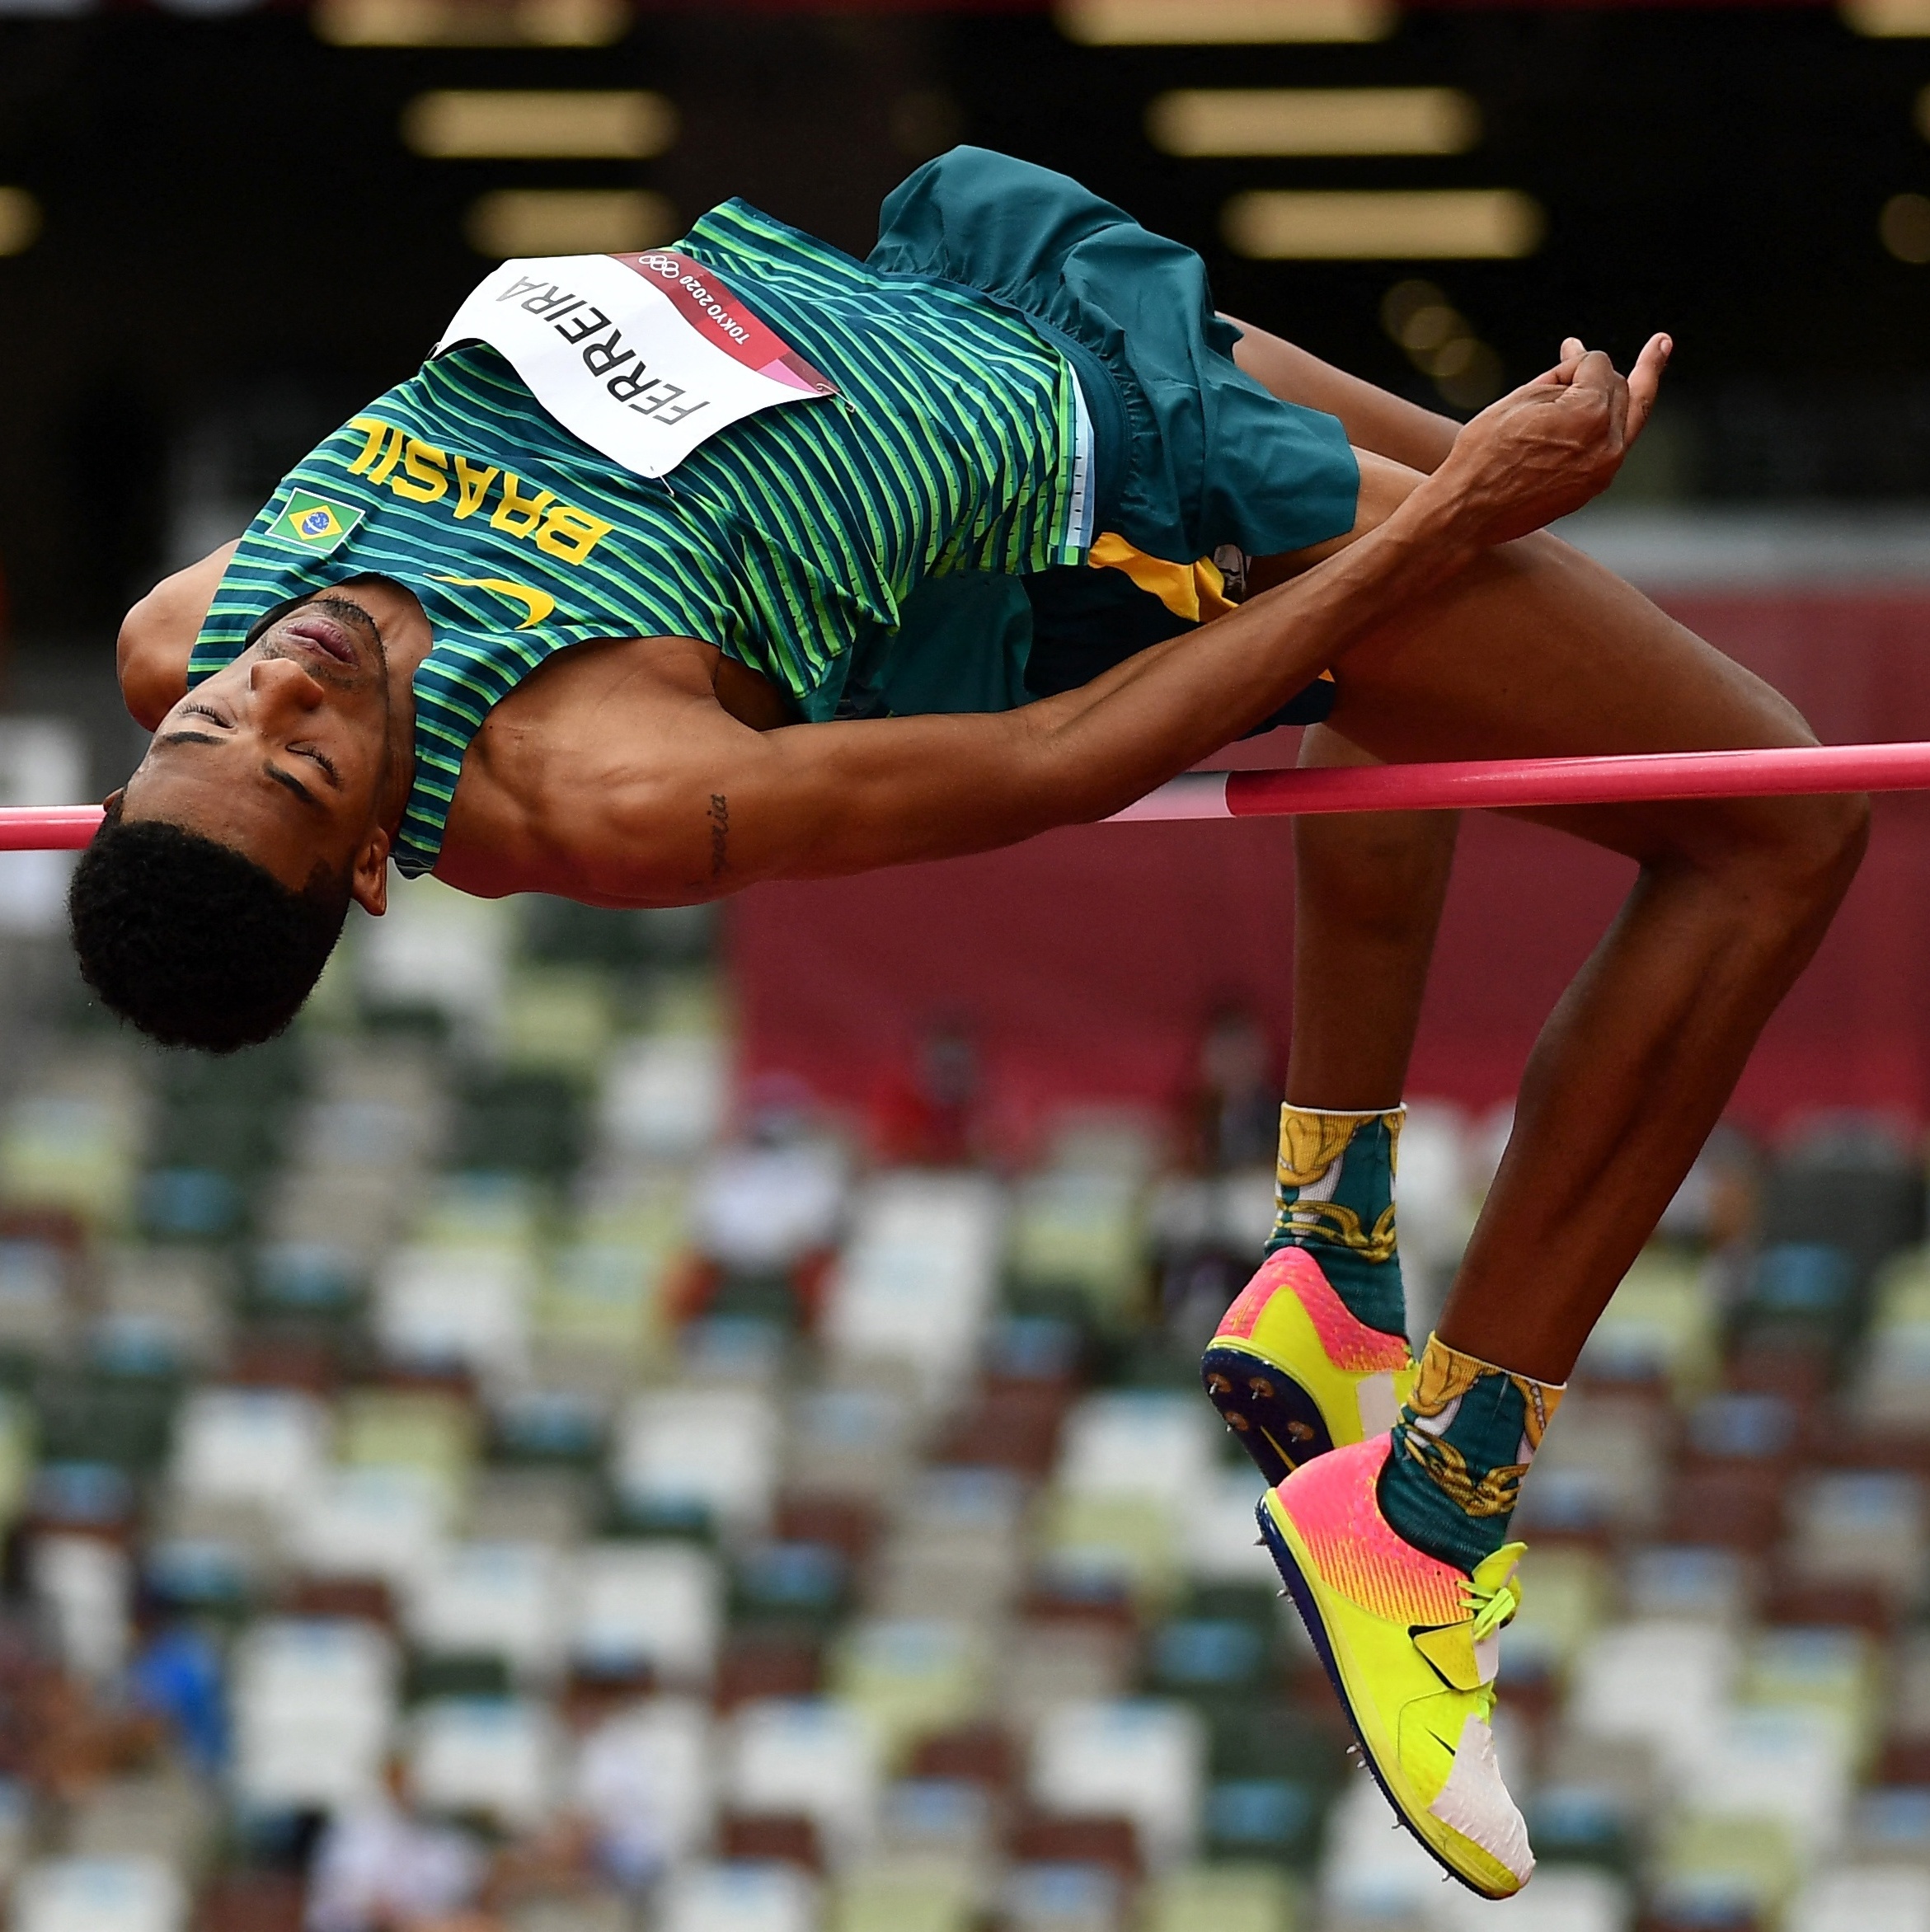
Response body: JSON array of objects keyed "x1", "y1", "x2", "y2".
[
  {"x1": 1224, "y1": 316, "x2": 1461, "y2": 476},
  {"x1": 117, "y1": 542, "x2": 238, "y2": 730},
  {"x1": 528, "y1": 342, "x2": 1668, "y2": 907}
]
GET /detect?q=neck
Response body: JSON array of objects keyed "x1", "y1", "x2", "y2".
[{"x1": 374, "y1": 597, "x2": 434, "y2": 838}]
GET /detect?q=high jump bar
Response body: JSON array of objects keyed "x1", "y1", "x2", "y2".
[
  {"x1": 1108, "y1": 740, "x2": 1930, "y2": 823},
  {"x1": 0, "y1": 741, "x2": 1924, "y2": 851}
]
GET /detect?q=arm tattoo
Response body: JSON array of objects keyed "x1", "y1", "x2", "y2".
[{"x1": 708, "y1": 793, "x2": 729, "y2": 879}]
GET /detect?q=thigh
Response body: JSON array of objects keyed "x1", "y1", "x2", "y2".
[{"x1": 1285, "y1": 464, "x2": 1830, "y2": 869}]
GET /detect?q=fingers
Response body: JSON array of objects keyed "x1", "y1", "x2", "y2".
[
  {"x1": 1522, "y1": 338, "x2": 1589, "y2": 392},
  {"x1": 1589, "y1": 349, "x2": 1630, "y2": 449},
  {"x1": 1624, "y1": 332, "x2": 1673, "y2": 443}
]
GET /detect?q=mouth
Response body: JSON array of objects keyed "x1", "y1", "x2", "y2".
[{"x1": 281, "y1": 612, "x2": 359, "y2": 667}]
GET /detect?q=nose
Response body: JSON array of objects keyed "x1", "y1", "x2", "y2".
[{"x1": 247, "y1": 654, "x2": 326, "y2": 724}]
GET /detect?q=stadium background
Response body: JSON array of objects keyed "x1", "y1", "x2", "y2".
[{"x1": 5, "y1": 3, "x2": 1930, "y2": 1930}]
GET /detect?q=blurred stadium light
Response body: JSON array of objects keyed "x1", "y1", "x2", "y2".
[
  {"x1": 315, "y1": 0, "x2": 628, "y2": 45},
  {"x1": 1055, "y1": 0, "x2": 1395, "y2": 45},
  {"x1": 401, "y1": 89, "x2": 679, "y2": 162},
  {"x1": 1223, "y1": 188, "x2": 1546, "y2": 260},
  {"x1": 1145, "y1": 88, "x2": 1481, "y2": 159}
]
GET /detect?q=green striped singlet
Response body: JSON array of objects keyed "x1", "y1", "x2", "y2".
[{"x1": 187, "y1": 199, "x2": 1086, "y2": 877}]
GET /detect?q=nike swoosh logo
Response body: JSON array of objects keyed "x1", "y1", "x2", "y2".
[{"x1": 430, "y1": 574, "x2": 557, "y2": 631}]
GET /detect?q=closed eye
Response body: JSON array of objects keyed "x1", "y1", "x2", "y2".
[
  {"x1": 182, "y1": 703, "x2": 230, "y2": 728},
  {"x1": 292, "y1": 744, "x2": 341, "y2": 788}
]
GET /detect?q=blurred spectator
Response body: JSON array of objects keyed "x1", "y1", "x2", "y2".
[
  {"x1": 870, "y1": 1017, "x2": 985, "y2": 1166},
  {"x1": 1180, "y1": 1005, "x2": 1280, "y2": 1175},
  {"x1": 304, "y1": 1766, "x2": 486, "y2": 1932},
  {"x1": 129, "y1": 1621, "x2": 225, "y2": 1775}
]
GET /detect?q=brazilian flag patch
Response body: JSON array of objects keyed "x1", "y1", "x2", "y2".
[{"x1": 264, "y1": 489, "x2": 364, "y2": 556}]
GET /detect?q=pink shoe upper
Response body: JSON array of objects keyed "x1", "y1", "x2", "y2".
[
  {"x1": 1274, "y1": 1435, "x2": 1467, "y2": 1629},
  {"x1": 1217, "y1": 1248, "x2": 1411, "y2": 1375}
]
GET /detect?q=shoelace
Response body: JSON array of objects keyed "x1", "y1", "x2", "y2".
[{"x1": 1461, "y1": 1573, "x2": 1524, "y2": 1719}]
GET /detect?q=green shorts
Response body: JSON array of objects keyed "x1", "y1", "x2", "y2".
[{"x1": 869, "y1": 146, "x2": 1362, "y2": 566}]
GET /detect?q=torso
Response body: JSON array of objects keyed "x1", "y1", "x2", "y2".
[{"x1": 188, "y1": 196, "x2": 1086, "y2": 885}]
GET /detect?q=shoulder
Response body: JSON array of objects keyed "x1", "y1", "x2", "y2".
[{"x1": 117, "y1": 542, "x2": 241, "y2": 729}]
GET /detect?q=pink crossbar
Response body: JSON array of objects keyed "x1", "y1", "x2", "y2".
[
  {"x1": 0, "y1": 807, "x2": 106, "y2": 851},
  {"x1": 1106, "y1": 740, "x2": 1930, "y2": 823},
  {"x1": 1, "y1": 741, "x2": 1927, "y2": 851}
]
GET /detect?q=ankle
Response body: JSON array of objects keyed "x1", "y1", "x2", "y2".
[
  {"x1": 1377, "y1": 1334, "x2": 1565, "y2": 1573},
  {"x1": 1266, "y1": 1102, "x2": 1408, "y2": 1339}
]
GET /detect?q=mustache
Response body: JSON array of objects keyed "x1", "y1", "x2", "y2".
[
  {"x1": 256, "y1": 597, "x2": 389, "y2": 687},
  {"x1": 246, "y1": 592, "x2": 388, "y2": 663}
]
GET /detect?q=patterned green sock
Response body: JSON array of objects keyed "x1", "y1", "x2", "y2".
[
  {"x1": 1264, "y1": 1104, "x2": 1408, "y2": 1339},
  {"x1": 1378, "y1": 1334, "x2": 1566, "y2": 1573}
]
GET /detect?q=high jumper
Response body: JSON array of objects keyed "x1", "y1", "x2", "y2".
[{"x1": 87, "y1": 148, "x2": 1865, "y2": 1894}]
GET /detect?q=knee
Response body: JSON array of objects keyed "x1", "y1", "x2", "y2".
[{"x1": 1722, "y1": 788, "x2": 1870, "y2": 927}]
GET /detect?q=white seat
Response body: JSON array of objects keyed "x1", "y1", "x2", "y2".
[
  {"x1": 0, "y1": 1236, "x2": 69, "y2": 1354},
  {"x1": 598, "y1": 1034, "x2": 728, "y2": 1161},
  {"x1": 787, "y1": 1386, "x2": 918, "y2": 1503},
  {"x1": 407, "y1": 1696, "x2": 559, "y2": 1830},
  {"x1": 230, "y1": 1619, "x2": 397, "y2": 1812},
  {"x1": 1566, "y1": 1619, "x2": 1740, "y2": 1782},
  {"x1": 832, "y1": 1618, "x2": 987, "y2": 1760},
  {"x1": 1394, "y1": 1101, "x2": 1477, "y2": 1270},
  {"x1": 1029, "y1": 1700, "x2": 1204, "y2": 1868},
  {"x1": 1055, "y1": 1393, "x2": 1217, "y2": 1508},
  {"x1": 1319, "y1": 1777, "x2": 1451, "y2": 1925},
  {"x1": 1180, "y1": 1469, "x2": 1276, "y2": 1587},
  {"x1": 568, "y1": 1540, "x2": 721, "y2": 1687},
  {"x1": 373, "y1": 1242, "x2": 534, "y2": 1383},
  {"x1": 1789, "y1": 1865, "x2": 1930, "y2": 1932},
  {"x1": 171, "y1": 1388, "x2": 331, "y2": 1512},
  {"x1": 1623, "y1": 1546, "x2": 1751, "y2": 1625},
  {"x1": 871, "y1": 1469, "x2": 1027, "y2": 1620},
  {"x1": 12, "y1": 1858, "x2": 185, "y2": 1932},
  {"x1": 1787, "y1": 1471, "x2": 1928, "y2": 1603},
  {"x1": 610, "y1": 1390, "x2": 778, "y2": 1535},
  {"x1": 726, "y1": 1697, "x2": 881, "y2": 1864},
  {"x1": 355, "y1": 877, "x2": 512, "y2": 1039},
  {"x1": 1007, "y1": 1168, "x2": 1145, "y2": 1322},
  {"x1": 657, "y1": 1862, "x2": 818, "y2": 1932},
  {"x1": 822, "y1": 1175, "x2": 1005, "y2": 1400},
  {"x1": 1683, "y1": 1706, "x2": 1857, "y2": 1862},
  {"x1": 31, "y1": 1536, "x2": 131, "y2": 1685},
  {"x1": 287, "y1": 1465, "x2": 451, "y2": 1592},
  {"x1": 407, "y1": 1542, "x2": 565, "y2": 1680},
  {"x1": 98, "y1": 1250, "x2": 225, "y2": 1367}
]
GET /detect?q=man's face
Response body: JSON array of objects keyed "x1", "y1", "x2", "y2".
[{"x1": 122, "y1": 584, "x2": 411, "y2": 912}]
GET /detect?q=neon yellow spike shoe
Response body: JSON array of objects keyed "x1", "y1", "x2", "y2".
[
  {"x1": 1259, "y1": 1435, "x2": 1534, "y2": 1899},
  {"x1": 1202, "y1": 1247, "x2": 1416, "y2": 1484}
]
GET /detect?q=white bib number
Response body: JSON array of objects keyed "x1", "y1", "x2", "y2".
[{"x1": 434, "y1": 250, "x2": 838, "y2": 479}]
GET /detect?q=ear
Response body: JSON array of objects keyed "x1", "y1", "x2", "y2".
[{"x1": 349, "y1": 825, "x2": 391, "y2": 917}]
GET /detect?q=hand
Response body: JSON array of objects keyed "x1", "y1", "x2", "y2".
[{"x1": 1432, "y1": 332, "x2": 1672, "y2": 546}]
